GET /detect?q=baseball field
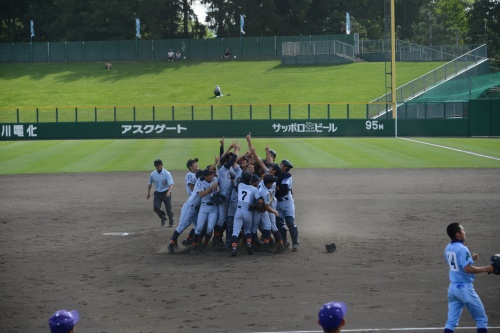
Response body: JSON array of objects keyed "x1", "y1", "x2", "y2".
[{"x1": 1, "y1": 60, "x2": 500, "y2": 332}]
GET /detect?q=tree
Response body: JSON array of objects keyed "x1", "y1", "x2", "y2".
[
  {"x1": 468, "y1": 0, "x2": 500, "y2": 60},
  {"x1": 0, "y1": 0, "x2": 31, "y2": 42}
]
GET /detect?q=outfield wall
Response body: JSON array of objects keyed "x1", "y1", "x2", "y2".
[
  {"x1": 0, "y1": 34, "x2": 355, "y2": 63},
  {"x1": 0, "y1": 119, "x2": 474, "y2": 140},
  {"x1": 1, "y1": 99, "x2": 496, "y2": 140}
]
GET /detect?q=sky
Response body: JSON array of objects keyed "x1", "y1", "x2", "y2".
[{"x1": 192, "y1": 1, "x2": 208, "y2": 21}]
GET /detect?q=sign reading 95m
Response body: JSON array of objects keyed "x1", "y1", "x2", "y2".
[{"x1": 0, "y1": 120, "x2": 396, "y2": 140}]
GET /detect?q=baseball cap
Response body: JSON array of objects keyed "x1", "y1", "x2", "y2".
[
  {"x1": 270, "y1": 164, "x2": 281, "y2": 174},
  {"x1": 202, "y1": 168, "x2": 214, "y2": 177},
  {"x1": 269, "y1": 149, "x2": 277, "y2": 158},
  {"x1": 186, "y1": 157, "x2": 199, "y2": 169},
  {"x1": 49, "y1": 309, "x2": 80, "y2": 333},
  {"x1": 241, "y1": 171, "x2": 252, "y2": 184},
  {"x1": 263, "y1": 174, "x2": 278, "y2": 184},
  {"x1": 281, "y1": 159, "x2": 293, "y2": 170},
  {"x1": 153, "y1": 159, "x2": 162, "y2": 166},
  {"x1": 318, "y1": 302, "x2": 347, "y2": 331}
]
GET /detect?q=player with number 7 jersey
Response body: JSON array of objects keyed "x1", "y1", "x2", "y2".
[{"x1": 230, "y1": 171, "x2": 262, "y2": 257}]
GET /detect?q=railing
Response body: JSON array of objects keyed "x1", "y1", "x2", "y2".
[
  {"x1": 367, "y1": 44, "x2": 488, "y2": 118},
  {"x1": 0, "y1": 100, "x2": 466, "y2": 125},
  {"x1": 282, "y1": 40, "x2": 354, "y2": 60},
  {"x1": 0, "y1": 102, "x2": 404, "y2": 124},
  {"x1": 359, "y1": 39, "x2": 481, "y2": 58}
]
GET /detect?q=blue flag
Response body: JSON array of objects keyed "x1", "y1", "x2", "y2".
[
  {"x1": 346, "y1": 12, "x2": 351, "y2": 35},
  {"x1": 30, "y1": 20, "x2": 35, "y2": 37},
  {"x1": 240, "y1": 14, "x2": 245, "y2": 34},
  {"x1": 135, "y1": 18, "x2": 141, "y2": 38}
]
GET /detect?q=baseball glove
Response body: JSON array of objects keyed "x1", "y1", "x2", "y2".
[
  {"x1": 211, "y1": 192, "x2": 227, "y2": 205},
  {"x1": 248, "y1": 203, "x2": 265, "y2": 212},
  {"x1": 325, "y1": 243, "x2": 337, "y2": 253},
  {"x1": 491, "y1": 254, "x2": 500, "y2": 275}
]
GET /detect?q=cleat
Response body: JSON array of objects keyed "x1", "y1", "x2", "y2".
[
  {"x1": 212, "y1": 236, "x2": 223, "y2": 247},
  {"x1": 262, "y1": 244, "x2": 272, "y2": 253},
  {"x1": 201, "y1": 243, "x2": 208, "y2": 253},
  {"x1": 246, "y1": 242, "x2": 253, "y2": 255},
  {"x1": 274, "y1": 244, "x2": 285, "y2": 254},
  {"x1": 161, "y1": 218, "x2": 166, "y2": 226},
  {"x1": 284, "y1": 241, "x2": 291, "y2": 248},
  {"x1": 292, "y1": 243, "x2": 299, "y2": 252},
  {"x1": 168, "y1": 222, "x2": 174, "y2": 227},
  {"x1": 218, "y1": 243, "x2": 229, "y2": 251},
  {"x1": 167, "y1": 243, "x2": 175, "y2": 254},
  {"x1": 182, "y1": 238, "x2": 192, "y2": 246},
  {"x1": 231, "y1": 246, "x2": 237, "y2": 257},
  {"x1": 190, "y1": 246, "x2": 199, "y2": 254}
]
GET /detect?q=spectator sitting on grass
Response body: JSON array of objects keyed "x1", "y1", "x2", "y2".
[{"x1": 222, "y1": 49, "x2": 231, "y2": 58}]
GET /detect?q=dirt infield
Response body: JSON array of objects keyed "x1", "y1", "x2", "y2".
[{"x1": 1, "y1": 169, "x2": 499, "y2": 333}]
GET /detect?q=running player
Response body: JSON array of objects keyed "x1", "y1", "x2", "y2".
[{"x1": 167, "y1": 170, "x2": 203, "y2": 254}]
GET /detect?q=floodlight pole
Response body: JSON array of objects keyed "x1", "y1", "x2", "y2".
[{"x1": 391, "y1": 0, "x2": 397, "y2": 137}]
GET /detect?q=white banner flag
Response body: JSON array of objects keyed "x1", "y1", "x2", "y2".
[
  {"x1": 346, "y1": 12, "x2": 351, "y2": 35},
  {"x1": 135, "y1": 18, "x2": 141, "y2": 38}
]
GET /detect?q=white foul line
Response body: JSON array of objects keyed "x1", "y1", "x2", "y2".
[
  {"x1": 252, "y1": 327, "x2": 500, "y2": 333},
  {"x1": 399, "y1": 137, "x2": 500, "y2": 161}
]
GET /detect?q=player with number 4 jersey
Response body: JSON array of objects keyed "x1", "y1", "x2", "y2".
[{"x1": 443, "y1": 223, "x2": 494, "y2": 333}]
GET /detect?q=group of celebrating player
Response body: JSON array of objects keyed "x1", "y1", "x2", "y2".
[{"x1": 165, "y1": 133, "x2": 299, "y2": 256}]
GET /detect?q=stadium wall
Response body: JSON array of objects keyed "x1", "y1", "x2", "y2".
[{"x1": 0, "y1": 119, "x2": 477, "y2": 141}]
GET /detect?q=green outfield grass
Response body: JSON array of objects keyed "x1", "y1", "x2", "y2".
[
  {"x1": 1, "y1": 137, "x2": 499, "y2": 174},
  {"x1": 0, "y1": 60, "x2": 444, "y2": 122}
]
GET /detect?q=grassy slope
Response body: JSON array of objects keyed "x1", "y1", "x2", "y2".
[{"x1": 0, "y1": 60, "x2": 443, "y2": 109}]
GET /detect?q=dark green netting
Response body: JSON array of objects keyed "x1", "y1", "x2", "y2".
[{"x1": 411, "y1": 72, "x2": 500, "y2": 102}]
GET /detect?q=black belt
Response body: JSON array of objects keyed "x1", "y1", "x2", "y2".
[
  {"x1": 204, "y1": 202, "x2": 215, "y2": 206},
  {"x1": 237, "y1": 206, "x2": 241, "y2": 208},
  {"x1": 277, "y1": 197, "x2": 289, "y2": 202}
]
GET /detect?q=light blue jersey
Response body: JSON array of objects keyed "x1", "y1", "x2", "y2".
[
  {"x1": 149, "y1": 169, "x2": 174, "y2": 192},
  {"x1": 443, "y1": 240, "x2": 488, "y2": 331},
  {"x1": 445, "y1": 240, "x2": 475, "y2": 283}
]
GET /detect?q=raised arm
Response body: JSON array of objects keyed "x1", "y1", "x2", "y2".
[
  {"x1": 264, "y1": 145, "x2": 273, "y2": 165},
  {"x1": 219, "y1": 136, "x2": 225, "y2": 157},
  {"x1": 250, "y1": 147, "x2": 268, "y2": 174},
  {"x1": 246, "y1": 132, "x2": 254, "y2": 151}
]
